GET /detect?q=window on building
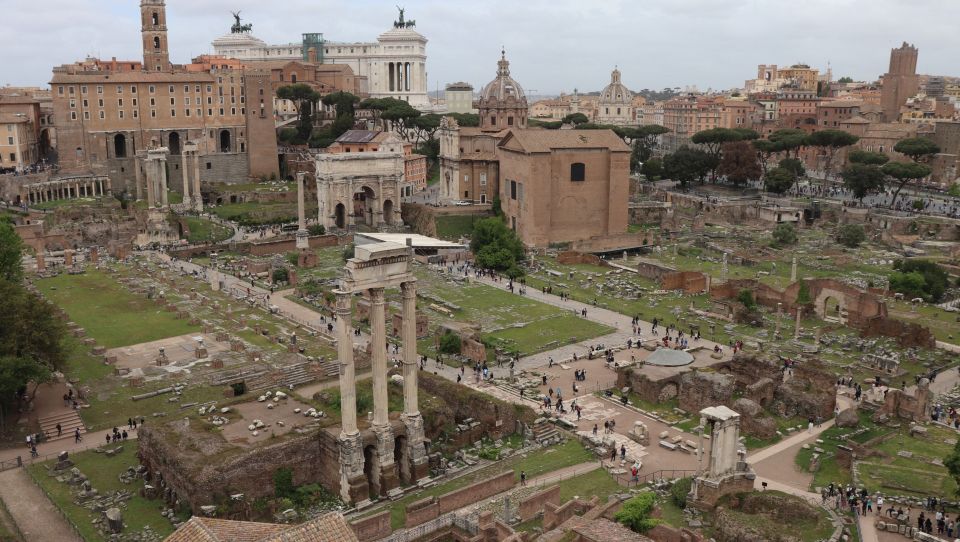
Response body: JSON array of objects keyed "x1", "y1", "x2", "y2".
[
  {"x1": 150, "y1": 98, "x2": 155, "y2": 106},
  {"x1": 149, "y1": 86, "x2": 155, "y2": 94},
  {"x1": 206, "y1": 162, "x2": 212, "y2": 170},
  {"x1": 80, "y1": 86, "x2": 87, "y2": 94},
  {"x1": 133, "y1": 110, "x2": 138, "y2": 118},
  {"x1": 119, "y1": 111, "x2": 124, "y2": 119},
  {"x1": 480, "y1": 173, "x2": 487, "y2": 186},
  {"x1": 97, "y1": 86, "x2": 103, "y2": 94},
  {"x1": 70, "y1": 111, "x2": 77, "y2": 120},
  {"x1": 58, "y1": 86, "x2": 64, "y2": 95},
  {"x1": 68, "y1": 86, "x2": 75, "y2": 95},
  {"x1": 131, "y1": 86, "x2": 137, "y2": 94},
  {"x1": 170, "y1": 109, "x2": 176, "y2": 117},
  {"x1": 118, "y1": 99, "x2": 123, "y2": 107},
  {"x1": 570, "y1": 162, "x2": 586, "y2": 182},
  {"x1": 98, "y1": 111, "x2": 104, "y2": 119},
  {"x1": 150, "y1": 110, "x2": 156, "y2": 118},
  {"x1": 510, "y1": 180, "x2": 517, "y2": 200}
]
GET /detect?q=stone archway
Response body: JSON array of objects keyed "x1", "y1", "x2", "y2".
[
  {"x1": 335, "y1": 203, "x2": 346, "y2": 229},
  {"x1": 363, "y1": 444, "x2": 381, "y2": 499},
  {"x1": 394, "y1": 434, "x2": 410, "y2": 485},
  {"x1": 822, "y1": 296, "x2": 843, "y2": 323},
  {"x1": 383, "y1": 199, "x2": 394, "y2": 226},
  {"x1": 813, "y1": 286, "x2": 849, "y2": 324},
  {"x1": 353, "y1": 186, "x2": 377, "y2": 227},
  {"x1": 168, "y1": 132, "x2": 181, "y2": 155}
]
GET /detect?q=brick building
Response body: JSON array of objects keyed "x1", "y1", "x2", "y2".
[
  {"x1": 50, "y1": 0, "x2": 278, "y2": 192},
  {"x1": 497, "y1": 129, "x2": 630, "y2": 247}
]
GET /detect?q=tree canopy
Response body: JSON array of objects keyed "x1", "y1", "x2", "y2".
[
  {"x1": 0, "y1": 222, "x2": 23, "y2": 283},
  {"x1": 848, "y1": 149, "x2": 889, "y2": 166},
  {"x1": 891, "y1": 259, "x2": 949, "y2": 302},
  {"x1": 717, "y1": 140, "x2": 762, "y2": 185},
  {"x1": 836, "y1": 224, "x2": 866, "y2": 248},
  {"x1": 691, "y1": 128, "x2": 757, "y2": 179},
  {"x1": 894, "y1": 137, "x2": 940, "y2": 163},
  {"x1": 768, "y1": 129, "x2": 807, "y2": 159},
  {"x1": 806, "y1": 129, "x2": 858, "y2": 178},
  {"x1": 277, "y1": 83, "x2": 322, "y2": 143},
  {"x1": 882, "y1": 161, "x2": 932, "y2": 208},
  {"x1": 562, "y1": 112, "x2": 589, "y2": 125},
  {"x1": 470, "y1": 217, "x2": 525, "y2": 278},
  {"x1": 841, "y1": 163, "x2": 886, "y2": 202},
  {"x1": 764, "y1": 167, "x2": 796, "y2": 195},
  {"x1": 771, "y1": 223, "x2": 798, "y2": 247},
  {"x1": 663, "y1": 146, "x2": 712, "y2": 188}
]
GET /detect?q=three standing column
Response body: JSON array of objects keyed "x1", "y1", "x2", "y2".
[
  {"x1": 335, "y1": 291, "x2": 358, "y2": 437},
  {"x1": 369, "y1": 288, "x2": 389, "y2": 428}
]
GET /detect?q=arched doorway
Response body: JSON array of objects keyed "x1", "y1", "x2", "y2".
[
  {"x1": 353, "y1": 186, "x2": 377, "y2": 227},
  {"x1": 219, "y1": 130, "x2": 231, "y2": 153},
  {"x1": 394, "y1": 435, "x2": 410, "y2": 485},
  {"x1": 335, "y1": 203, "x2": 346, "y2": 229},
  {"x1": 363, "y1": 445, "x2": 381, "y2": 499},
  {"x1": 168, "y1": 132, "x2": 181, "y2": 155},
  {"x1": 39, "y1": 129, "x2": 51, "y2": 158},
  {"x1": 382, "y1": 199, "x2": 394, "y2": 226},
  {"x1": 114, "y1": 134, "x2": 127, "y2": 158},
  {"x1": 823, "y1": 296, "x2": 843, "y2": 323}
]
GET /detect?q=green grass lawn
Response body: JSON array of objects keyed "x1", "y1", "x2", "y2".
[
  {"x1": 33, "y1": 197, "x2": 105, "y2": 210},
  {"x1": 434, "y1": 215, "x2": 484, "y2": 241},
  {"x1": 856, "y1": 424, "x2": 958, "y2": 497},
  {"x1": 411, "y1": 266, "x2": 614, "y2": 359},
  {"x1": 28, "y1": 446, "x2": 177, "y2": 541},
  {"x1": 181, "y1": 216, "x2": 233, "y2": 244},
  {"x1": 362, "y1": 439, "x2": 595, "y2": 529},
  {"x1": 556, "y1": 468, "x2": 621, "y2": 503},
  {"x1": 209, "y1": 201, "x2": 315, "y2": 226},
  {"x1": 36, "y1": 270, "x2": 199, "y2": 349}
]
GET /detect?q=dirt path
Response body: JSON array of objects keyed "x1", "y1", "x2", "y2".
[{"x1": 0, "y1": 468, "x2": 81, "y2": 542}]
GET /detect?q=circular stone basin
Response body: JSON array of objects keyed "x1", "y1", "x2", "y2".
[{"x1": 646, "y1": 349, "x2": 694, "y2": 367}]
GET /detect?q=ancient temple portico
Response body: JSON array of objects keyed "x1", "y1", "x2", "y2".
[
  {"x1": 334, "y1": 242, "x2": 429, "y2": 505},
  {"x1": 21, "y1": 175, "x2": 111, "y2": 206},
  {"x1": 690, "y1": 405, "x2": 755, "y2": 508}
]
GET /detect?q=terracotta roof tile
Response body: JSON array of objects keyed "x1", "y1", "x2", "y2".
[
  {"x1": 164, "y1": 513, "x2": 358, "y2": 542},
  {"x1": 499, "y1": 128, "x2": 630, "y2": 153}
]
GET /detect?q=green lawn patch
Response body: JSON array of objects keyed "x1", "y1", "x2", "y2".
[
  {"x1": 435, "y1": 215, "x2": 485, "y2": 241},
  {"x1": 36, "y1": 270, "x2": 199, "y2": 349},
  {"x1": 556, "y1": 468, "x2": 621, "y2": 503},
  {"x1": 181, "y1": 216, "x2": 233, "y2": 243},
  {"x1": 28, "y1": 445, "x2": 178, "y2": 541}
]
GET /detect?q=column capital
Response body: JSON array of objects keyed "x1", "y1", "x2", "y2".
[
  {"x1": 369, "y1": 287, "x2": 385, "y2": 303},
  {"x1": 400, "y1": 280, "x2": 417, "y2": 298}
]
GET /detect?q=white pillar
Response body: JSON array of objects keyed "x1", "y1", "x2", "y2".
[
  {"x1": 401, "y1": 281, "x2": 419, "y2": 417},
  {"x1": 160, "y1": 158, "x2": 169, "y2": 207},
  {"x1": 193, "y1": 152, "x2": 202, "y2": 211},
  {"x1": 181, "y1": 155, "x2": 191, "y2": 204},
  {"x1": 335, "y1": 291, "x2": 358, "y2": 437},
  {"x1": 794, "y1": 307, "x2": 802, "y2": 339},
  {"x1": 370, "y1": 287, "x2": 389, "y2": 427}
]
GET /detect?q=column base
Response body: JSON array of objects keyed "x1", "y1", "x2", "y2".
[
  {"x1": 338, "y1": 432, "x2": 368, "y2": 505},
  {"x1": 373, "y1": 423, "x2": 399, "y2": 496},
  {"x1": 402, "y1": 413, "x2": 430, "y2": 483},
  {"x1": 295, "y1": 229, "x2": 309, "y2": 250}
]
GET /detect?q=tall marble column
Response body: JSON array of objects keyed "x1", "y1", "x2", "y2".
[
  {"x1": 159, "y1": 157, "x2": 169, "y2": 207},
  {"x1": 369, "y1": 287, "x2": 398, "y2": 495},
  {"x1": 192, "y1": 152, "x2": 202, "y2": 211},
  {"x1": 401, "y1": 280, "x2": 429, "y2": 483},
  {"x1": 135, "y1": 163, "x2": 143, "y2": 201},
  {"x1": 296, "y1": 172, "x2": 308, "y2": 249},
  {"x1": 334, "y1": 289, "x2": 367, "y2": 505},
  {"x1": 145, "y1": 161, "x2": 156, "y2": 207},
  {"x1": 370, "y1": 287, "x2": 389, "y2": 427},
  {"x1": 181, "y1": 155, "x2": 191, "y2": 205},
  {"x1": 794, "y1": 307, "x2": 803, "y2": 339}
]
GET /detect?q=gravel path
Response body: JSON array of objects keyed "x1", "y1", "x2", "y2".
[{"x1": 0, "y1": 468, "x2": 82, "y2": 542}]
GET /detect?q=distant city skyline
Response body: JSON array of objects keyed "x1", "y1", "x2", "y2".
[{"x1": 3, "y1": 0, "x2": 959, "y2": 95}]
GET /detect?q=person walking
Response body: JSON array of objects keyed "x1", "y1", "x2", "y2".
[
  {"x1": 56, "y1": 423, "x2": 62, "y2": 437},
  {"x1": 519, "y1": 470, "x2": 527, "y2": 486},
  {"x1": 74, "y1": 428, "x2": 82, "y2": 443}
]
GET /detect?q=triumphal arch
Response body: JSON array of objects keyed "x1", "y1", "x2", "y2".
[{"x1": 335, "y1": 242, "x2": 428, "y2": 504}]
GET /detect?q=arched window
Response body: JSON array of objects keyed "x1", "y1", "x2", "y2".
[
  {"x1": 219, "y1": 130, "x2": 231, "y2": 152},
  {"x1": 290, "y1": 73, "x2": 297, "y2": 83},
  {"x1": 113, "y1": 134, "x2": 126, "y2": 158},
  {"x1": 153, "y1": 36, "x2": 160, "y2": 50},
  {"x1": 570, "y1": 162, "x2": 585, "y2": 182},
  {"x1": 151, "y1": 12, "x2": 158, "y2": 26}
]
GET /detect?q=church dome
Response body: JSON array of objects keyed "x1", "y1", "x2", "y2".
[
  {"x1": 480, "y1": 50, "x2": 526, "y2": 103},
  {"x1": 599, "y1": 68, "x2": 632, "y2": 105}
]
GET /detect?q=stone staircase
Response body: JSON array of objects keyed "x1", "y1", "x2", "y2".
[
  {"x1": 38, "y1": 410, "x2": 86, "y2": 442},
  {"x1": 322, "y1": 361, "x2": 340, "y2": 378},
  {"x1": 278, "y1": 362, "x2": 315, "y2": 389},
  {"x1": 531, "y1": 417, "x2": 560, "y2": 445}
]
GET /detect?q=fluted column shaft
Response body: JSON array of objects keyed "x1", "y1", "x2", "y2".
[
  {"x1": 369, "y1": 288, "x2": 389, "y2": 427},
  {"x1": 335, "y1": 291, "x2": 358, "y2": 436},
  {"x1": 401, "y1": 281, "x2": 419, "y2": 417}
]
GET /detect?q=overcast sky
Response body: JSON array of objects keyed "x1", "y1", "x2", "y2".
[{"x1": 2, "y1": 0, "x2": 958, "y2": 94}]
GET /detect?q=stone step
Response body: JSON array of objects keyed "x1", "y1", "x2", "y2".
[{"x1": 38, "y1": 410, "x2": 86, "y2": 441}]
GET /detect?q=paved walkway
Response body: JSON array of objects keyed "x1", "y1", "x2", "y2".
[{"x1": 0, "y1": 468, "x2": 82, "y2": 542}]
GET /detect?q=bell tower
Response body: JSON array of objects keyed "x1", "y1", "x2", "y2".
[{"x1": 141, "y1": 0, "x2": 171, "y2": 72}]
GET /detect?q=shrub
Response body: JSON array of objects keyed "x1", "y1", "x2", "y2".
[
  {"x1": 670, "y1": 477, "x2": 693, "y2": 509},
  {"x1": 272, "y1": 268, "x2": 289, "y2": 283},
  {"x1": 274, "y1": 468, "x2": 294, "y2": 499},
  {"x1": 771, "y1": 223, "x2": 798, "y2": 247},
  {"x1": 836, "y1": 224, "x2": 866, "y2": 248},
  {"x1": 890, "y1": 259, "x2": 949, "y2": 302},
  {"x1": 308, "y1": 224, "x2": 325, "y2": 236},
  {"x1": 615, "y1": 492, "x2": 660, "y2": 533},
  {"x1": 342, "y1": 243, "x2": 355, "y2": 262},
  {"x1": 736, "y1": 289, "x2": 756, "y2": 310},
  {"x1": 796, "y1": 280, "x2": 812, "y2": 305},
  {"x1": 438, "y1": 332, "x2": 462, "y2": 355}
]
